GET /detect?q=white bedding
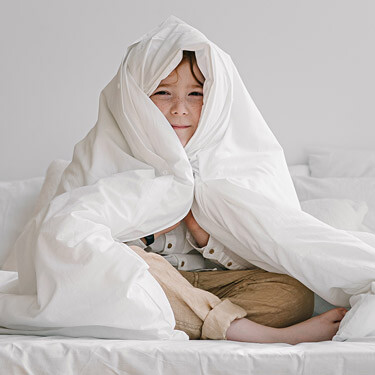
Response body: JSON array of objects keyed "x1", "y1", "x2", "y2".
[
  {"x1": 0, "y1": 335, "x2": 374, "y2": 375},
  {"x1": 292, "y1": 176, "x2": 375, "y2": 232},
  {"x1": 1, "y1": 162, "x2": 375, "y2": 373}
]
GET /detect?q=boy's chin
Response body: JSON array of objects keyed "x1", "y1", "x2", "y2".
[{"x1": 175, "y1": 135, "x2": 187, "y2": 147}]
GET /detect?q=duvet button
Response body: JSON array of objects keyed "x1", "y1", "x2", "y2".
[
  {"x1": 227, "y1": 262, "x2": 232, "y2": 267},
  {"x1": 167, "y1": 243, "x2": 173, "y2": 249},
  {"x1": 209, "y1": 249, "x2": 214, "y2": 254},
  {"x1": 181, "y1": 261, "x2": 185, "y2": 267}
]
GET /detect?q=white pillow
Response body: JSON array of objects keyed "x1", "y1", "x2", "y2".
[
  {"x1": 300, "y1": 198, "x2": 368, "y2": 231},
  {"x1": 2, "y1": 159, "x2": 70, "y2": 271},
  {"x1": 288, "y1": 164, "x2": 310, "y2": 177},
  {"x1": 292, "y1": 176, "x2": 375, "y2": 233},
  {"x1": 309, "y1": 149, "x2": 375, "y2": 177},
  {"x1": 0, "y1": 177, "x2": 44, "y2": 268}
]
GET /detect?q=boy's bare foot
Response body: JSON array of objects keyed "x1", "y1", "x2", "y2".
[
  {"x1": 279, "y1": 307, "x2": 348, "y2": 345},
  {"x1": 226, "y1": 307, "x2": 348, "y2": 344}
]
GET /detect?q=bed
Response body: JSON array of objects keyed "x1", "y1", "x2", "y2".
[{"x1": 1, "y1": 149, "x2": 375, "y2": 374}]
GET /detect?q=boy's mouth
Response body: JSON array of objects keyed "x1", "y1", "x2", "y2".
[{"x1": 172, "y1": 124, "x2": 191, "y2": 129}]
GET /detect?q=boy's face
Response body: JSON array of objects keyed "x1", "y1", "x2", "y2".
[{"x1": 150, "y1": 59, "x2": 205, "y2": 147}]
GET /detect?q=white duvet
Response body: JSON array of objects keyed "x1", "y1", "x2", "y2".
[{"x1": 0, "y1": 15, "x2": 375, "y2": 342}]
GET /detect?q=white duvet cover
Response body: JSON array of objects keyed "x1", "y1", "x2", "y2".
[{"x1": 0, "y1": 15, "x2": 375, "y2": 343}]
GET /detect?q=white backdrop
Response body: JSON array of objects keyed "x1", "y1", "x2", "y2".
[{"x1": 0, "y1": 0, "x2": 374, "y2": 180}]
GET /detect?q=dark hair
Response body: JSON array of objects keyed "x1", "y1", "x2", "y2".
[{"x1": 180, "y1": 50, "x2": 205, "y2": 86}]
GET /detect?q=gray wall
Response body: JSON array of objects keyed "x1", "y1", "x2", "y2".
[{"x1": 1, "y1": 0, "x2": 374, "y2": 180}]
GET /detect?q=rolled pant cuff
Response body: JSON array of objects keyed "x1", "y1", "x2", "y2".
[{"x1": 201, "y1": 299, "x2": 247, "y2": 340}]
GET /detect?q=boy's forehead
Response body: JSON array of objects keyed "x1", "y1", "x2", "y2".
[
  {"x1": 158, "y1": 65, "x2": 203, "y2": 87},
  {"x1": 159, "y1": 72, "x2": 191, "y2": 86}
]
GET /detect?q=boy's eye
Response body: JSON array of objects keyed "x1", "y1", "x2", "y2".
[{"x1": 153, "y1": 91, "x2": 203, "y2": 96}]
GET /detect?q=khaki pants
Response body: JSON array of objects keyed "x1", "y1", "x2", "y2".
[{"x1": 130, "y1": 246, "x2": 314, "y2": 340}]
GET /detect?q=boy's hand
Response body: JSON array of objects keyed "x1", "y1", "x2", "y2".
[{"x1": 183, "y1": 210, "x2": 209, "y2": 248}]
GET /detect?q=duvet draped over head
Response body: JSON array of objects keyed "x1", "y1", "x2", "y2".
[
  {"x1": 1, "y1": 15, "x2": 375, "y2": 342},
  {"x1": 54, "y1": 15, "x2": 299, "y2": 234},
  {"x1": 53, "y1": 15, "x2": 299, "y2": 264}
]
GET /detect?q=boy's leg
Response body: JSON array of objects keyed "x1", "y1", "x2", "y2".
[
  {"x1": 129, "y1": 246, "x2": 247, "y2": 339},
  {"x1": 179, "y1": 268, "x2": 314, "y2": 328}
]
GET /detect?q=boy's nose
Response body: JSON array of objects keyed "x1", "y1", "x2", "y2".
[{"x1": 170, "y1": 98, "x2": 188, "y2": 115}]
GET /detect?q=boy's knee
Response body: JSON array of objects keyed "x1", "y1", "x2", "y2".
[
  {"x1": 128, "y1": 245, "x2": 148, "y2": 259},
  {"x1": 250, "y1": 273, "x2": 315, "y2": 328},
  {"x1": 128, "y1": 245, "x2": 174, "y2": 272},
  {"x1": 128, "y1": 245, "x2": 160, "y2": 263},
  {"x1": 281, "y1": 277, "x2": 315, "y2": 325}
]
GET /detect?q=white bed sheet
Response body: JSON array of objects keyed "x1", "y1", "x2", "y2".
[{"x1": 1, "y1": 335, "x2": 374, "y2": 374}]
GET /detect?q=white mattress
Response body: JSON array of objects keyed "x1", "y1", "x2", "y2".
[{"x1": 1, "y1": 335, "x2": 374, "y2": 374}]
